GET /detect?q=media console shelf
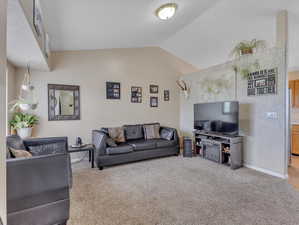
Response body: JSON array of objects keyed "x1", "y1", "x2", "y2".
[{"x1": 194, "y1": 130, "x2": 243, "y2": 170}]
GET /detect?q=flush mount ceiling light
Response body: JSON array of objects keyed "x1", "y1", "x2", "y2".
[{"x1": 155, "y1": 3, "x2": 178, "y2": 20}]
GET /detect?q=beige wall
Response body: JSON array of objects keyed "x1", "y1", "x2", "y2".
[
  {"x1": 15, "y1": 47, "x2": 196, "y2": 146},
  {"x1": 6, "y1": 61, "x2": 16, "y2": 134},
  {"x1": 0, "y1": 0, "x2": 7, "y2": 223},
  {"x1": 180, "y1": 48, "x2": 287, "y2": 177}
]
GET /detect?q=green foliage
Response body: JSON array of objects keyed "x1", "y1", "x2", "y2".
[
  {"x1": 230, "y1": 39, "x2": 266, "y2": 58},
  {"x1": 9, "y1": 113, "x2": 39, "y2": 129}
]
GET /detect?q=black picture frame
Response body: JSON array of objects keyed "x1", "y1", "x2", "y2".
[
  {"x1": 131, "y1": 86, "x2": 142, "y2": 103},
  {"x1": 164, "y1": 90, "x2": 170, "y2": 101},
  {"x1": 150, "y1": 85, "x2": 159, "y2": 94},
  {"x1": 150, "y1": 97, "x2": 158, "y2": 107},
  {"x1": 48, "y1": 84, "x2": 80, "y2": 121},
  {"x1": 106, "y1": 82, "x2": 121, "y2": 99}
]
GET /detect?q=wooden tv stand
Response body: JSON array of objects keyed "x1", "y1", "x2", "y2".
[{"x1": 194, "y1": 130, "x2": 243, "y2": 169}]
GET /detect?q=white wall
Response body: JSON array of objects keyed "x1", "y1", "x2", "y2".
[
  {"x1": 180, "y1": 48, "x2": 287, "y2": 177},
  {"x1": 161, "y1": 0, "x2": 299, "y2": 70},
  {"x1": 0, "y1": 0, "x2": 7, "y2": 223},
  {"x1": 15, "y1": 47, "x2": 196, "y2": 146}
]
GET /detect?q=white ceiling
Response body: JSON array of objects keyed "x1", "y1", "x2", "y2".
[
  {"x1": 40, "y1": 0, "x2": 221, "y2": 51},
  {"x1": 161, "y1": 0, "x2": 299, "y2": 70}
]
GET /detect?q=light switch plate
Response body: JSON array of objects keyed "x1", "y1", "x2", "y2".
[{"x1": 266, "y1": 112, "x2": 278, "y2": 119}]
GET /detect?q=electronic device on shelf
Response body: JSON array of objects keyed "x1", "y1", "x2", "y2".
[{"x1": 194, "y1": 101, "x2": 239, "y2": 136}]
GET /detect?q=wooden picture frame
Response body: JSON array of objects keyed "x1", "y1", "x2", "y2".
[
  {"x1": 131, "y1": 86, "x2": 142, "y2": 103},
  {"x1": 150, "y1": 85, "x2": 159, "y2": 94},
  {"x1": 150, "y1": 97, "x2": 158, "y2": 107},
  {"x1": 106, "y1": 82, "x2": 121, "y2": 99},
  {"x1": 164, "y1": 90, "x2": 170, "y2": 101}
]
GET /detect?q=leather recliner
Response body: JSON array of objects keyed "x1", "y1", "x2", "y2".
[{"x1": 6, "y1": 136, "x2": 72, "y2": 225}]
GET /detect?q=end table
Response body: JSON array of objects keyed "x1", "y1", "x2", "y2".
[{"x1": 68, "y1": 144, "x2": 95, "y2": 168}]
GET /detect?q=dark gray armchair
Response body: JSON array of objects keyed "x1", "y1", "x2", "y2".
[{"x1": 6, "y1": 136, "x2": 72, "y2": 225}]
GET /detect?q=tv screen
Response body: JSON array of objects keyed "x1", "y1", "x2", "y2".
[{"x1": 194, "y1": 101, "x2": 239, "y2": 135}]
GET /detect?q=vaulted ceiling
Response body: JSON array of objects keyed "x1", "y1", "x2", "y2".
[
  {"x1": 40, "y1": 0, "x2": 221, "y2": 51},
  {"x1": 38, "y1": 0, "x2": 299, "y2": 70}
]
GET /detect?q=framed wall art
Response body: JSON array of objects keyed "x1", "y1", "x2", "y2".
[
  {"x1": 150, "y1": 85, "x2": 159, "y2": 94},
  {"x1": 106, "y1": 82, "x2": 121, "y2": 99},
  {"x1": 150, "y1": 97, "x2": 158, "y2": 107},
  {"x1": 164, "y1": 90, "x2": 170, "y2": 101},
  {"x1": 131, "y1": 86, "x2": 142, "y2": 103}
]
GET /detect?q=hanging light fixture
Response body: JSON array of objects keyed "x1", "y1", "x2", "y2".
[
  {"x1": 155, "y1": 3, "x2": 178, "y2": 20},
  {"x1": 10, "y1": 64, "x2": 38, "y2": 112}
]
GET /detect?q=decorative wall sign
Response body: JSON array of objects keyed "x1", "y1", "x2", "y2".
[
  {"x1": 106, "y1": 82, "x2": 121, "y2": 99},
  {"x1": 150, "y1": 97, "x2": 158, "y2": 107},
  {"x1": 131, "y1": 86, "x2": 142, "y2": 103},
  {"x1": 150, "y1": 85, "x2": 159, "y2": 94},
  {"x1": 247, "y1": 68, "x2": 277, "y2": 96},
  {"x1": 164, "y1": 90, "x2": 170, "y2": 101}
]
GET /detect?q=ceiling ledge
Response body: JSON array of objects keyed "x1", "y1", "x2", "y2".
[{"x1": 7, "y1": 0, "x2": 51, "y2": 71}]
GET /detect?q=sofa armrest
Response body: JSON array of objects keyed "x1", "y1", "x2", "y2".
[
  {"x1": 92, "y1": 130, "x2": 108, "y2": 157},
  {"x1": 160, "y1": 126, "x2": 179, "y2": 144},
  {"x1": 7, "y1": 153, "x2": 71, "y2": 213}
]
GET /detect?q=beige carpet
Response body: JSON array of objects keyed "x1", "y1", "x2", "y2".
[{"x1": 69, "y1": 157, "x2": 299, "y2": 225}]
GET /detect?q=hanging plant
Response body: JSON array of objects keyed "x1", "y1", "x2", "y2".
[
  {"x1": 230, "y1": 39, "x2": 266, "y2": 79},
  {"x1": 230, "y1": 39, "x2": 266, "y2": 58}
]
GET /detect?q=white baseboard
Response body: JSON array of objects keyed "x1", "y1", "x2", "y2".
[{"x1": 244, "y1": 164, "x2": 288, "y2": 179}]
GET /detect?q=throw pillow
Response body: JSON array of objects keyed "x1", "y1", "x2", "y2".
[
  {"x1": 143, "y1": 124, "x2": 160, "y2": 139},
  {"x1": 108, "y1": 127, "x2": 126, "y2": 143},
  {"x1": 9, "y1": 148, "x2": 32, "y2": 158},
  {"x1": 106, "y1": 138, "x2": 117, "y2": 147},
  {"x1": 160, "y1": 128, "x2": 174, "y2": 141}
]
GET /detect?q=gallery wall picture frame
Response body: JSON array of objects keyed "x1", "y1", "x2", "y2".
[
  {"x1": 164, "y1": 90, "x2": 170, "y2": 101},
  {"x1": 150, "y1": 85, "x2": 159, "y2": 94},
  {"x1": 150, "y1": 97, "x2": 158, "y2": 107},
  {"x1": 106, "y1": 82, "x2": 121, "y2": 99},
  {"x1": 131, "y1": 86, "x2": 142, "y2": 103}
]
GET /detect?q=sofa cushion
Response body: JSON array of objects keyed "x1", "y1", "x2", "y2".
[
  {"x1": 128, "y1": 139, "x2": 156, "y2": 151},
  {"x1": 9, "y1": 148, "x2": 32, "y2": 158},
  {"x1": 106, "y1": 145, "x2": 133, "y2": 155},
  {"x1": 156, "y1": 139, "x2": 177, "y2": 148},
  {"x1": 143, "y1": 124, "x2": 160, "y2": 139},
  {"x1": 160, "y1": 128, "x2": 174, "y2": 141},
  {"x1": 108, "y1": 127, "x2": 126, "y2": 143},
  {"x1": 124, "y1": 124, "x2": 144, "y2": 140},
  {"x1": 106, "y1": 138, "x2": 117, "y2": 147}
]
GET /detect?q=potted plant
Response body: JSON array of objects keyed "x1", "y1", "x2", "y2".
[
  {"x1": 9, "y1": 113, "x2": 39, "y2": 139},
  {"x1": 230, "y1": 39, "x2": 266, "y2": 58}
]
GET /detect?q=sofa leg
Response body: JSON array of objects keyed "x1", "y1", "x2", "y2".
[{"x1": 99, "y1": 166, "x2": 104, "y2": 170}]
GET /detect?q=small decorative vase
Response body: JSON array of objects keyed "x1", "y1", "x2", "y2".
[{"x1": 17, "y1": 127, "x2": 32, "y2": 139}]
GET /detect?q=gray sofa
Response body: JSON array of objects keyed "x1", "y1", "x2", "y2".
[
  {"x1": 92, "y1": 124, "x2": 179, "y2": 170},
  {"x1": 6, "y1": 136, "x2": 71, "y2": 225}
]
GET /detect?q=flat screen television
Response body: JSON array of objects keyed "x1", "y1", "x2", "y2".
[{"x1": 194, "y1": 101, "x2": 239, "y2": 135}]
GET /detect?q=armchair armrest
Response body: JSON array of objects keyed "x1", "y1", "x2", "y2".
[
  {"x1": 92, "y1": 130, "x2": 108, "y2": 157},
  {"x1": 7, "y1": 153, "x2": 71, "y2": 214}
]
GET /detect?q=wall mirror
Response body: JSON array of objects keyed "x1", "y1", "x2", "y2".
[{"x1": 48, "y1": 84, "x2": 80, "y2": 121}]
